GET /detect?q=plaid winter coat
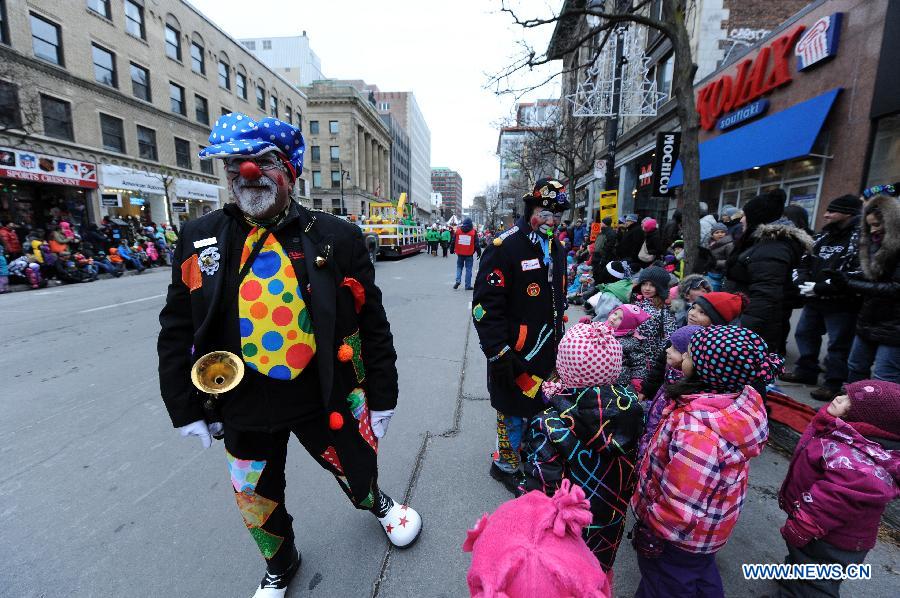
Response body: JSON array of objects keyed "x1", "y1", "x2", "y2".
[{"x1": 631, "y1": 385, "x2": 768, "y2": 554}]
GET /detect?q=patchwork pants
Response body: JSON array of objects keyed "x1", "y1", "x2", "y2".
[
  {"x1": 223, "y1": 415, "x2": 379, "y2": 574},
  {"x1": 494, "y1": 411, "x2": 527, "y2": 473}
]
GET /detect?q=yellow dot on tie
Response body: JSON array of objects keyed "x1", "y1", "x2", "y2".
[{"x1": 493, "y1": 238, "x2": 502, "y2": 246}]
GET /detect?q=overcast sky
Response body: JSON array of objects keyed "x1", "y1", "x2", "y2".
[{"x1": 186, "y1": 0, "x2": 560, "y2": 206}]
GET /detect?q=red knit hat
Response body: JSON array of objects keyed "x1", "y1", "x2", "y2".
[
  {"x1": 844, "y1": 380, "x2": 900, "y2": 433},
  {"x1": 693, "y1": 292, "x2": 748, "y2": 324}
]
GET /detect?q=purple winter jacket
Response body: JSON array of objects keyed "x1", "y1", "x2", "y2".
[{"x1": 778, "y1": 407, "x2": 900, "y2": 551}]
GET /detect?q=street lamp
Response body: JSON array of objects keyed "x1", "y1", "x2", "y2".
[{"x1": 339, "y1": 161, "x2": 351, "y2": 216}]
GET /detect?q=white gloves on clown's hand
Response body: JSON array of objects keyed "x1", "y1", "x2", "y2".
[
  {"x1": 178, "y1": 420, "x2": 214, "y2": 449},
  {"x1": 370, "y1": 409, "x2": 395, "y2": 439},
  {"x1": 798, "y1": 282, "x2": 816, "y2": 297}
]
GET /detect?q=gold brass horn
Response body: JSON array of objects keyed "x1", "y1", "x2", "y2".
[{"x1": 191, "y1": 351, "x2": 245, "y2": 410}]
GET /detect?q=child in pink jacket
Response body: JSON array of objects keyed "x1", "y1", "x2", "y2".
[
  {"x1": 631, "y1": 325, "x2": 781, "y2": 597},
  {"x1": 777, "y1": 380, "x2": 900, "y2": 597}
]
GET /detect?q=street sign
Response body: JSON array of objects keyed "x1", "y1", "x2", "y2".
[
  {"x1": 593, "y1": 159, "x2": 606, "y2": 181},
  {"x1": 171, "y1": 202, "x2": 188, "y2": 213},
  {"x1": 599, "y1": 190, "x2": 618, "y2": 223}
]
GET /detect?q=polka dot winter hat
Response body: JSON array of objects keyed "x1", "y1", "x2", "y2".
[
  {"x1": 689, "y1": 326, "x2": 785, "y2": 392},
  {"x1": 554, "y1": 322, "x2": 623, "y2": 389},
  {"x1": 199, "y1": 112, "x2": 306, "y2": 176}
]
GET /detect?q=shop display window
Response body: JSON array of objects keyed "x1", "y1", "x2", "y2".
[{"x1": 867, "y1": 113, "x2": 900, "y2": 187}]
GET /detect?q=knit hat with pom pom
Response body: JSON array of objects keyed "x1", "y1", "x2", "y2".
[{"x1": 463, "y1": 480, "x2": 611, "y2": 597}]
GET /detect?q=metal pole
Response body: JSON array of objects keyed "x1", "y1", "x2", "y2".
[{"x1": 339, "y1": 160, "x2": 345, "y2": 215}]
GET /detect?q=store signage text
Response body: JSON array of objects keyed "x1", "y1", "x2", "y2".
[
  {"x1": 100, "y1": 193, "x2": 121, "y2": 208},
  {"x1": 696, "y1": 25, "x2": 806, "y2": 130},
  {"x1": 171, "y1": 202, "x2": 188, "y2": 213},
  {"x1": 717, "y1": 99, "x2": 770, "y2": 130},
  {"x1": 638, "y1": 163, "x2": 653, "y2": 187},
  {"x1": 0, "y1": 146, "x2": 97, "y2": 188},
  {"x1": 652, "y1": 132, "x2": 681, "y2": 197},
  {"x1": 795, "y1": 13, "x2": 843, "y2": 71}
]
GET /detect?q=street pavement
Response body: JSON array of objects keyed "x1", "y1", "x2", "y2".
[{"x1": 1, "y1": 255, "x2": 898, "y2": 597}]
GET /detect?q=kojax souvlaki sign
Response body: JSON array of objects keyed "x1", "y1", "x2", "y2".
[
  {"x1": 652, "y1": 132, "x2": 681, "y2": 197},
  {"x1": 695, "y1": 14, "x2": 842, "y2": 132}
]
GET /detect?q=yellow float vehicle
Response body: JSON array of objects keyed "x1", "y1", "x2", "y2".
[{"x1": 359, "y1": 193, "x2": 426, "y2": 259}]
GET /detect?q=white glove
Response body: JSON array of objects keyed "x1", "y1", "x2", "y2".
[
  {"x1": 798, "y1": 282, "x2": 816, "y2": 297},
  {"x1": 369, "y1": 409, "x2": 395, "y2": 439},
  {"x1": 178, "y1": 420, "x2": 212, "y2": 449}
]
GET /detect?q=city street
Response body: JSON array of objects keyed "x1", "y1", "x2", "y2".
[{"x1": 2, "y1": 255, "x2": 898, "y2": 597}]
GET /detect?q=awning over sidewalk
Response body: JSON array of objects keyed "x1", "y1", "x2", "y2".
[{"x1": 668, "y1": 87, "x2": 842, "y2": 187}]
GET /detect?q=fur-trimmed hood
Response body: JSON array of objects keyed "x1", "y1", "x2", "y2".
[
  {"x1": 859, "y1": 194, "x2": 900, "y2": 280},
  {"x1": 751, "y1": 220, "x2": 815, "y2": 253}
]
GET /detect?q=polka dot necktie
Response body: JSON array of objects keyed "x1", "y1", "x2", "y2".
[{"x1": 238, "y1": 227, "x2": 316, "y2": 380}]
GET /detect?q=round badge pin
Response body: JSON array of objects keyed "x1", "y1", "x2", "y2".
[{"x1": 526, "y1": 283, "x2": 540, "y2": 297}]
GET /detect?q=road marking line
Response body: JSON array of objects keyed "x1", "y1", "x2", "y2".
[
  {"x1": 33, "y1": 290, "x2": 65, "y2": 296},
  {"x1": 79, "y1": 293, "x2": 166, "y2": 313}
]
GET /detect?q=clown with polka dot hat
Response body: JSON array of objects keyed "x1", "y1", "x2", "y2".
[{"x1": 159, "y1": 111, "x2": 420, "y2": 598}]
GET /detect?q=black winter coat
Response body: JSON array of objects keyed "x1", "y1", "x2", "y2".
[
  {"x1": 472, "y1": 218, "x2": 567, "y2": 417},
  {"x1": 522, "y1": 384, "x2": 643, "y2": 570},
  {"x1": 617, "y1": 224, "x2": 645, "y2": 267},
  {"x1": 724, "y1": 221, "x2": 813, "y2": 351},
  {"x1": 796, "y1": 217, "x2": 861, "y2": 311},
  {"x1": 846, "y1": 196, "x2": 900, "y2": 346}
]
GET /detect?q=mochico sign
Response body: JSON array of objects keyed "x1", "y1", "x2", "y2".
[
  {"x1": 652, "y1": 132, "x2": 681, "y2": 197},
  {"x1": 696, "y1": 25, "x2": 806, "y2": 130}
]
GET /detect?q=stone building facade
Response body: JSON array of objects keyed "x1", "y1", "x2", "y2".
[
  {"x1": 0, "y1": 0, "x2": 309, "y2": 231},
  {"x1": 301, "y1": 80, "x2": 390, "y2": 217}
]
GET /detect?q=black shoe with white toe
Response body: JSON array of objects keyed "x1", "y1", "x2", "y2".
[{"x1": 252, "y1": 549, "x2": 301, "y2": 598}]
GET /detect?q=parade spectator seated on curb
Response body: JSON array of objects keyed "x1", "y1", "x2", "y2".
[
  {"x1": 93, "y1": 251, "x2": 123, "y2": 277},
  {"x1": 785, "y1": 194, "x2": 862, "y2": 401},
  {"x1": 116, "y1": 241, "x2": 145, "y2": 272},
  {"x1": 777, "y1": 380, "x2": 900, "y2": 598}
]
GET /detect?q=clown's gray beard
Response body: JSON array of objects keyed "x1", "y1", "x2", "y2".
[{"x1": 231, "y1": 176, "x2": 277, "y2": 217}]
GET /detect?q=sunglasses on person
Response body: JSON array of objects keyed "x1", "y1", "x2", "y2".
[{"x1": 224, "y1": 155, "x2": 284, "y2": 174}]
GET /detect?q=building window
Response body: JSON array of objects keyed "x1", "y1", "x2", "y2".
[
  {"x1": 310, "y1": 120, "x2": 319, "y2": 135},
  {"x1": 270, "y1": 95, "x2": 278, "y2": 117},
  {"x1": 165, "y1": 25, "x2": 181, "y2": 61},
  {"x1": 221, "y1": 106, "x2": 231, "y2": 116},
  {"x1": 169, "y1": 82, "x2": 185, "y2": 115},
  {"x1": 31, "y1": 13, "x2": 63, "y2": 66},
  {"x1": 174, "y1": 137, "x2": 191, "y2": 169},
  {"x1": 200, "y1": 148, "x2": 215, "y2": 175},
  {"x1": 92, "y1": 44, "x2": 116, "y2": 88},
  {"x1": 99, "y1": 113, "x2": 124, "y2": 153},
  {"x1": 190, "y1": 41, "x2": 204, "y2": 74},
  {"x1": 0, "y1": 1, "x2": 8, "y2": 45},
  {"x1": 124, "y1": 1, "x2": 144, "y2": 39},
  {"x1": 40, "y1": 94, "x2": 73, "y2": 140},
  {"x1": 330, "y1": 146, "x2": 340, "y2": 161},
  {"x1": 242, "y1": 40, "x2": 255, "y2": 50},
  {"x1": 236, "y1": 72, "x2": 247, "y2": 100},
  {"x1": 256, "y1": 85, "x2": 265, "y2": 111},
  {"x1": 379, "y1": 102, "x2": 390, "y2": 111},
  {"x1": 218, "y1": 61, "x2": 230, "y2": 90},
  {"x1": 284, "y1": 107, "x2": 292, "y2": 125},
  {"x1": 312, "y1": 171, "x2": 322, "y2": 188},
  {"x1": 137, "y1": 125, "x2": 157, "y2": 161},
  {"x1": 87, "y1": 0, "x2": 110, "y2": 19},
  {"x1": 130, "y1": 63, "x2": 150, "y2": 101},
  {"x1": 195, "y1": 94, "x2": 209, "y2": 124},
  {"x1": 0, "y1": 81, "x2": 21, "y2": 128},
  {"x1": 313, "y1": 198, "x2": 322, "y2": 210},
  {"x1": 329, "y1": 120, "x2": 339, "y2": 134},
  {"x1": 262, "y1": 39, "x2": 271, "y2": 50},
  {"x1": 331, "y1": 170, "x2": 341, "y2": 188},
  {"x1": 310, "y1": 146, "x2": 320, "y2": 162},
  {"x1": 296, "y1": 178, "x2": 306, "y2": 196},
  {"x1": 656, "y1": 53, "x2": 674, "y2": 102}
]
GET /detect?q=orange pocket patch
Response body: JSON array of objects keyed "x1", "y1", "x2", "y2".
[
  {"x1": 181, "y1": 254, "x2": 202, "y2": 292},
  {"x1": 514, "y1": 324, "x2": 528, "y2": 352}
]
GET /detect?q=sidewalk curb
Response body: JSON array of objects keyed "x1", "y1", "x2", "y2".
[
  {"x1": 767, "y1": 419, "x2": 900, "y2": 537},
  {"x1": 3, "y1": 265, "x2": 170, "y2": 293}
]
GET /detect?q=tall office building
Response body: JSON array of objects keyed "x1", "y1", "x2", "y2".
[
  {"x1": 431, "y1": 167, "x2": 462, "y2": 220},
  {"x1": 238, "y1": 32, "x2": 325, "y2": 87}
]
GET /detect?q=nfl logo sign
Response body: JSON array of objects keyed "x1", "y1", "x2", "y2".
[{"x1": 795, "y1": 13, "x2": 843, "y2": 71}]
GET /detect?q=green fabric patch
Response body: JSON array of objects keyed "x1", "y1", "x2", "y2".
[
  {"x1": 343, "y1": 330, "x2": 366, "y2": 383},
  {"x1": 248, "y1": 526, "x2": 284, "y2": 559},
  {"x1": 473, "y1": 303, "x2": 486, "y2": 322},
  {"x1": 359, "y1": 490, "x2": 375, "y2": 509}
]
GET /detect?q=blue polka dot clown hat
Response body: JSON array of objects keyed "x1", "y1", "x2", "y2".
[
  {"x1": 523, "y1": 178, "x2": 570, "y2": 213},
  {"x1": 199, "y1": 112, "x2": 305, "y2": 179}
]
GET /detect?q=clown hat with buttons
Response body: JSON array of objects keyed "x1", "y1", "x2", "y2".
[
  {"x1": 199, "y1": 112, "x2": 305, "y2": 181},
  {"x1": 523, "y1": 178, "x2": 571, "y2": 213}
]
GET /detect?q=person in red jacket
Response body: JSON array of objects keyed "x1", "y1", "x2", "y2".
[
  {"x1": 0, "y1": 222, "x2": 22, "y2": 257},
  {"x1": 777, "y1": 380, "x2": 900, "y2": 597},
  {"x1": 453, "y1": 217, "x2": 481, "y2": 290}
]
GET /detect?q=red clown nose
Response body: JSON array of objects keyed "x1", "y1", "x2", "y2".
[{"x1": 239, "y1": 160, "x2": 262, "y2": 180}]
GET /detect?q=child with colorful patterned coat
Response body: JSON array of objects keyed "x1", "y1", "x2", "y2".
[
  {"x1": 522, "y1": 321, "x2": 643, "y2": 574},
  {"x1": 777, "y1": 380, "x2": 900, "y2": 598},
  {"x1": 632, "y1": 266, "x2": 678, "y2": 388},
  {"x1": 631, "y1": 326, "x2": 782, "y2": 597}
]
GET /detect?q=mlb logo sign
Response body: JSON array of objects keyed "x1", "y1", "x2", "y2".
[{"x1": 795, "y1": 13, "x2": 843, "y2": 71}]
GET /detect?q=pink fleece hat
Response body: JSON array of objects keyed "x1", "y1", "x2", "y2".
[
  {"x1": 641, "y1": 217, "x2": 658, "y2": 232},
  {"x1": 554, "y1": 322, "x2": 622, "y2": 389},
  {"x1": 610, "y1": 304, "x2": 651, "y2": 338},
  {"x1": 463, "y1": 480, "x2": 611, "y2": 598}
]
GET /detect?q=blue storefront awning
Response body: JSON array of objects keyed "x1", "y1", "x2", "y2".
[{"x1": 669, "y1": 88, "x2": 842, "y2": 187}]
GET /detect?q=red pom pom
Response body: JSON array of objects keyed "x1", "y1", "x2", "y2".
[
  {"x1": 337, "y1": 343, "x2": 354, "y2": 362},
  {"x1": 329, "y1": 411, "x2": 344, "y2": 430},
  {"x1": 239, "y1": 161, "x2": 261, "y2": 180},
  {"x1": 563, "y1": 315, "x2": 569, "y2": 323}
]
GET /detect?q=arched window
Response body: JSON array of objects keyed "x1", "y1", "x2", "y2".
[
  {"x1": 217, "y1": 51, "x2": 230, "y2": 90},
  {"x1": 190, "y1": 32, "x2": 205, "y2": 75},
  {"x1": 164, "y1": 15, "x2": 182, "y2": 61}
]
